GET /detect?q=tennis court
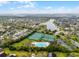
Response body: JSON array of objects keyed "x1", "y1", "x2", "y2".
[{"x1": 28, "y1": 32, "x2": 55, "y2": 41}]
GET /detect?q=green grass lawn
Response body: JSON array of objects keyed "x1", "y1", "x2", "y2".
[
  {"x1": 4, "y1": 48, "x2": 48, "y2": 57},
  {"x1": 4, "y1": 48, "x2": 79, "y2": 57},
  {"x1": 55, "y1": 52, "x2": 79, "y2": 57},
  {"x1": 69, "y1": 52, "x2": 79, "y2": 57},
  {"x1": 54, "y1": 52, "x2": 68, "y2": 57},
  {"x1": 36, "y1": 51, "x2": 48, "y2": 57},
  {"x1": 4, "y1": 48, "x2": 31, "y2": 57},
  {"x1": 12, "y1": 38, "x2": 33, "y2": 48}
]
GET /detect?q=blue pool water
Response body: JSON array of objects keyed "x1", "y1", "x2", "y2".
[{"x1": 35, "y1": 43, "x2": 48, "y2": 47}]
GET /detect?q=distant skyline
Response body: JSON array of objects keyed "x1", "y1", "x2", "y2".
[{"x1": 0, "y1": 1, "x2": 79, "y2": 14}]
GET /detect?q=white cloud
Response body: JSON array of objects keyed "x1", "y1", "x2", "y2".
[
  {"x1": 17, "y1": 1, "x2": 35, "y2": 8},
  {"x1": 45, "y1": 6, "x2": 53, "y2": 9},
  {"x1": 10, "y1": 8, "x2": 14, "y2": 10},
  {"x1": 0, "y1": 1, "x2": 9, "y2": 6},
  {"x1": 42, "y1": 6, "x2": 79, "y2": 14},
  {"x1": 1, "y1": 3, "x2": 79, "y2": 14}
]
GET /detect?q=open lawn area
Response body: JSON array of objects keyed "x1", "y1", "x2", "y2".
[
  {"x1": 54, "y1": 52, "x2": 68, "y2": 57},
  {"x1": 54, "y1": 52, "x2": 79, "y2": 57},
  {"x1": 11, "y1": 38, "x2": 33, "y2": 48},
  {"x1": 3, "y1": 48, "x2": 31, "y2": 57},
  {"x1": 3, "y1": 48, "x2": 48, "y2": 57}
]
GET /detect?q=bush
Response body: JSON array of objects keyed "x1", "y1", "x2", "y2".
[
  {"x1": 46, "y1": 45, "x2": 55, "y2": 52},
  {"x1": 46, "y1": 44, "x2": 70, "y2": 53},
  {"x1": 9, "y1": 45, "x2": 16, "y2": 50},
  {"x1": 72, "y1": 48, "x2": 79, "y2": 52}
]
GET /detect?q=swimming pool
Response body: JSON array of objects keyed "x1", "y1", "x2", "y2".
[{"x1": 32, "y1": 42, "x2": 50, "y2": 47}]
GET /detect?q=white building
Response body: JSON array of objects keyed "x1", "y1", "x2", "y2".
[{"x1": 40, "y1": 19, "x2": 59, "y2": 31}]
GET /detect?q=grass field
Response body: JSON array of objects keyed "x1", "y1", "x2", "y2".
[
  {"x1": 54, "y1": 52, "x2": 68, "y2": 57},
  {"x1": 11, "y1": 38, "x2": 34, "y2": 48},
  {"x1": 4, "y1": 48, "x2": 31, "y2": 57},
  {"x1": 4, "y1": 48, "x2": 48, "y2": 57}
]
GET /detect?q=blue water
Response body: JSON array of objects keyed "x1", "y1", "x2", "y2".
[{"x1": 35, "y1": 43, "x2": 47, "y2": 47}]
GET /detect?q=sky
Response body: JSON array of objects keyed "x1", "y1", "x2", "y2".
[{"x1": 0, "y1": 1, "x2": 79, "y2": 14}]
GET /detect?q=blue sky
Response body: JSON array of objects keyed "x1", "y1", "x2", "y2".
[{"x1": 0, "y1": 1, "x2": 79, "y2": 14}]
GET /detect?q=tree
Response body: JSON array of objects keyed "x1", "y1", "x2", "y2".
[
  {"x1": 71, "y1": 35, "x2": 79, "y2": 42},
  {"x1": 72, "y1": 48, "x2": 79, "y2": 53},
  {"x1": 9, "y1": 45, "x2": 16, "y2": 50},
  {"x1": 46, "y1": 43, "x2": 70, "y2": 53},
  {"x1": 55, "y1": 35, "x2": 60, "y2": 39},
  {"x1": 46, "y1": 45, "x2": 54, "y2": 52}
]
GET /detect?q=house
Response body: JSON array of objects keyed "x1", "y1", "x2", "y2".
[{"x1": 12, "y1": 29, "x2": 28, "y2": 40}]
